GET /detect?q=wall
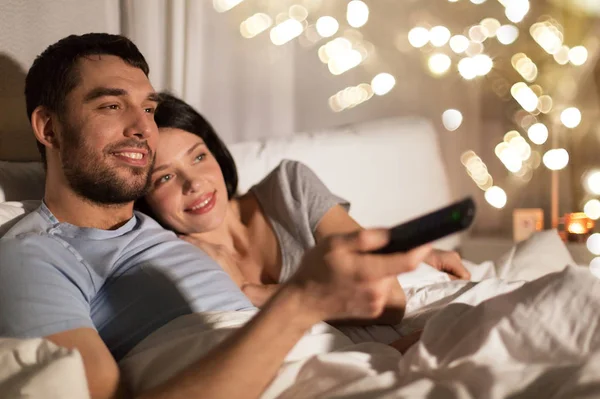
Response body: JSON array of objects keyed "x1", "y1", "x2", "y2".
[{"x1": 0, "y1": 0, "x2": 119, "y2": 161}]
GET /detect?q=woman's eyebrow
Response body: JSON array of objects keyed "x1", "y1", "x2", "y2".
[{"x1": 152, "y1": 142, "x2": 206, "y2": 173}]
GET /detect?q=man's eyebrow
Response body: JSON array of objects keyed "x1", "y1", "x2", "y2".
[
  {"x1": 83, "y1": 88, "x2": 160, "y2": 104},
  {"x1": 147, "y1": 92, "x2": 160, "y2": 103},
  {"x1": 152, "y1": 142, "x2": 206, "y2": 174},
  {"x1": 83, "y1": 87, "x2": 127, "y2": 103}
]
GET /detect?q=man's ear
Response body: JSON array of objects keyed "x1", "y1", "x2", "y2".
[{"x1": 31, "y1": 106, "x2": 59, "y2": 150}]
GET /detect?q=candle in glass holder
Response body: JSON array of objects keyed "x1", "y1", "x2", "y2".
[{"x1": 564, "y1": 212, "x2": 595, "y2": 242}]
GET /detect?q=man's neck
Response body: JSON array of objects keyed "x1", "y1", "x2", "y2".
[{"x1": 44, "y1": 186, "x2": 135, "y2": 230}]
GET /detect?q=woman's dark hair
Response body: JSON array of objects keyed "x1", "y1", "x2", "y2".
[{"x1": 135, "y1": 92, "x2": 239, "y2": 221}]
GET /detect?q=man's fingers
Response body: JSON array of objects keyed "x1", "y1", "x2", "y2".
[
  {"x1": 364, "y1": 244, "x2": 432, "y2": 279},
  {"x1": 338, "y1": 229, "x2": 390, "y2": 252}
]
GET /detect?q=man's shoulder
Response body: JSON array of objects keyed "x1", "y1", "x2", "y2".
[
  {"x1": 2, "y1": 205, "x2": 51, "y2": 239},
  {"x1": 0, "y1": 208, "x2": 64, "y2": 262}
]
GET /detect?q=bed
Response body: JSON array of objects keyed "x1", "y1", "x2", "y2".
[{"x1": 0, "y1": 116, "x2": 593, "y2": 398}]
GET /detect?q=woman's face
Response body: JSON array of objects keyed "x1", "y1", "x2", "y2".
[{"x1": 144, "y1": 127, "x2": 229, "y2": 234}]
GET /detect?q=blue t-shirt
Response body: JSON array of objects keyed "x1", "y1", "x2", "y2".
[{"x1": 0, "y1": 202, "x2": 255, "y2": 360}]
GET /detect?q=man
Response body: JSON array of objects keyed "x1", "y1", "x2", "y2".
[{"x1": 0, "y1": 33, "x2": 454, "y2": 399}]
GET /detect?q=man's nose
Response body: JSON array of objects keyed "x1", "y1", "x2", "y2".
[{"x1": 124, "y1": 108, "x2": 156, "y2": 140}]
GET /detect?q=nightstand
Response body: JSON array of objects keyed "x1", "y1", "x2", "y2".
[{"x1": 460, "y1": 236, "x2": 595, "y2": 266}]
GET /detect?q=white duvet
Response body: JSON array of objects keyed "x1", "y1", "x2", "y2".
[{"x1": 120, "y1": 263, "x2": 600, "y2": 398}]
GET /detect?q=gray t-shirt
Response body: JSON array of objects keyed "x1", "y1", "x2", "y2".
[
  {"x1": 0, "y1": 202, "x2": 254, "y2": 360},
  {"x1": 250, "y1": 160, "x2": 349, "y2": 282}
]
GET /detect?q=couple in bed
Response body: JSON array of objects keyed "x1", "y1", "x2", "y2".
[{"x1": 0, "y1": 33, "x2": 468, "y2": 399}]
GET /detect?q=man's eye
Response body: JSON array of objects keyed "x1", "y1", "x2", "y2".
[
  {"x1": 144, "y1": 107, "x2": 156, "y2": 114},
  {"x1": 102, "y1": 104, "x2": 120, "y2": 110}
]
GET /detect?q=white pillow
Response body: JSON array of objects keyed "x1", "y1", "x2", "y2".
[
  {"x1": 494, "y1": 229, "x2": 577, "y2": 281},
  {"x1": 0, "y1": 201, "x2": 40, "y2": 237},
  {"x1": 0, "y1": 337, "x2": 89, "y2": 399},
  {"x1": 0, "y1": 161, "x2": 45, "y2": 202}
]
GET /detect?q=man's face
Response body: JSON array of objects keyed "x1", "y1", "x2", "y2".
[{"x1": 55, "y1": 55, "x2": 159, "y2": 205}]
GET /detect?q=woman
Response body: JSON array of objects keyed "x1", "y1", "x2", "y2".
[{"x1": 137, "y1": 93, "x2": 470, "y2": 326}]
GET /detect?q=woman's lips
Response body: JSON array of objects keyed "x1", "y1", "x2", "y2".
[{"x1": 185, "y1": 190, "x2": 217, "y2": 215}]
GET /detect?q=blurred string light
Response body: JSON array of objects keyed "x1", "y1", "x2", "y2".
[
  {"x1": 289, "y1": 4, "x2": 308, "y2": 21},
  {"x1": 458, "y1": 54, "x2": 493, "y2": 80},
  {"x1": 590, "y1": 257, "x2": 600, "y2": 279},
  {"x1": 569, "y1": 46, "x2": 589, "y2": 66},
  {"x1": 315, "y1": 16, "x2": 339, "y2": 38},
  {"x1": 240, "y1": 13, "x2": 273, "y2": 39},
  {"x1": 371, "y1": 73, "x2": 396, "y2": 95},
  {"x1": 442, "y1": 109, "x2": 463, "y2": 131},
  {"x1": 408, "y1": 27, "x2": 430, "y2": 48},
  {"x1": 530, "y1": 19, "x2": 564, "y2": 55},
  {"x1": 450, "y1": 35, "x2": 470, "y2": 53},
  {"x1": 471, "y1": 0, "x2": 487, "y2": 4},
  {"x1": 329, "y1": 83, "x2": 374, "y2": 112},
  {"x1": 481, "y1": 18, "x2": 501, "y2": 37},
  {"x1": 462, "y1": 150, "x2": 495, "y2": 191},
  {"x1": 587, "y1": 233, "x2": 600, "y2": 255},
  {"x1": 465, "y1": 41, "x2": 485, "y2": 57},
  {"x1": 213, "y1": 0, "x2": 244, "y2": 13},
  {"x1": 428, "y1": 53, "x2": 452, "y2": 76},
  {"x1": 527, "y1": 122, "x2": 548, "y2": 145},
  {"x1": 560, "y1": 107, "x2": 582, "y2": 128},
  {"x1": 347, "y1": 0, "x2": 369, "y2": 28},
  {"x1": 542, "y1": 148, "x2": 569, "y2": 170},
  {"x1": 554, "y1": 45, "x2": 570, "y2": 65},
  {"x1": 329, "y1": 73, "x2": 394, "y2": 112},
  {"x1": 270, "y1": 18, "x2": 304, "y2": 45},
  {"x1": 430, "y1": 26, "x2": 452, "y2": 47},
  {"x1": 485, "y1": 186, "x2": 508, "y2": 208},
  {"x1": 537, "y1": 95, "x2": 553, "y2": 113},
  {"x1": 318, "y1": 37, "x2": 365, "y2": 75},
  {"x1": 495, "y1": 130, "x2": 532, "y2": 173},
  {"x1": 498, "y1": 0, "x2": 530, "y2": 23},
  {"x1": 584, "y1": 199, "x2": 600, "y2": 220},
  {"x1": 511, "y1": 53, "x2": 537, "y2": 82},
  {"x1": 469, "y1": 25, "x2": 488, "y2": 43},
  {"x1": 583, "y1": 170, "x2": 600, "y2": 195},
  {"x1": 511, "y1": 82, "x2": 538, "y2": 112},
  {"x1": 496, "y1": 24, "x2": 519, "y2": 45}
]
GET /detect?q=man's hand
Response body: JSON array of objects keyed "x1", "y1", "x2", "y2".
[
  {"x1": 288, "y1": 229, "x2": 432, "y2": 322},
  {"x1": 424, "y1": 249, "x2": 470, "y2": 280}
]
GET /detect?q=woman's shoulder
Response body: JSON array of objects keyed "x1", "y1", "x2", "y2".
[
  {"x1": 272, "y1": 159, "x2": 320, "y2": 183},
  {"x1": 249, "y1": 159, "x2": 320, "y2": 204}
]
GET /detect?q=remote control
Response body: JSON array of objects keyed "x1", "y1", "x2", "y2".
[{"x1": 371, "y1": 197, "x2": 476, "y2": 254}]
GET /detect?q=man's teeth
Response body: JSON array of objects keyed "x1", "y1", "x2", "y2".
[
  {"x1": 191, "y1": 196, "x2": 212, "y2": 210},
  {"x1": 116, "y1": 152, "x2": 143, "y2": 160}
]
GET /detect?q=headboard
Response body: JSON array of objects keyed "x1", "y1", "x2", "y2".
[{"x1": 0, "y1": 116, "x2": 459, "y2": 248}]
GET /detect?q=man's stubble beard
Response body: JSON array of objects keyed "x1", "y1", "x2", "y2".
[{"x1": 60, "y1": 121, "x2": 154, "y2": 206}]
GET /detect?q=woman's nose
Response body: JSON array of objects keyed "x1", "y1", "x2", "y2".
[{"x1": 183, "y1": 175, "x2": 202, "y2": 194}]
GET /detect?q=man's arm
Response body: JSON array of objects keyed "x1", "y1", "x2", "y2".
[
  {"x1": 46, "y1": 286, "x2": 317, "y2": 399},
  {"x1": 46, "y1": 329, "x2": 127, "y2": 399},
  {"x1": 315, "y1": 205, "x2": 407, "y2": 325},
  {"x1": 48, "y1": 230, "x2": 430, "y2": 399}
]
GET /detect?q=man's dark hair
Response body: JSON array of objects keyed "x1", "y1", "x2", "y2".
[
  {"x1": 135, "y1": 93, "x2": 239, "y2": 224},
  {"x1": 24, "y1": 33, "x2": 150, "y2": 165}
]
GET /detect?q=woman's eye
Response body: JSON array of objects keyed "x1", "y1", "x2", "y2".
[
  {"x1": 157, "y1": 174, "x2": 173, "y2": 185},
  {"x1": 194, "y1": 153, "x2": 207, "y2": 163}
]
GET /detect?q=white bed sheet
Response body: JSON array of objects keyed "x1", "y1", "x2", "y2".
[{"x1": 119, "y1": 230, "x2": 598, "y2": 398}]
